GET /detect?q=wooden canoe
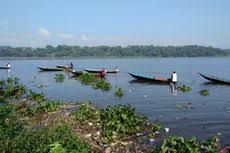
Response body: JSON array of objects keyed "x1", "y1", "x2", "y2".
[
  {"x1": 198, "y1": 73, "x2": 230, "y2": 84},
  {"x1": 0, "y1": 66, "x2": 10, "y2": 69},
  {"x1": 37, "y1": 67, "x2": 63, "y2": 71},
  {"x1": 69, "y1": 70, "x2": 84, "y2": 76},
  {"x1": 129, "y1": 72, "x2": 170, "y2": 83},
  {"x1": 56, "y1": 65, "x2": 67, "y2": 69},
  {"x1": 69, "y1": 70, "x2": 106, "y2": 78},
  {"x1": 84, "y1": 68, "x2": 119, "y2": 73}
]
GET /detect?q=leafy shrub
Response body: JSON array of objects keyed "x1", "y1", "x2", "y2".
[
  {"x1": 199, "y1": 89, "x2": 209, "y2": 96},
  {"x1": 78, "y1": 73, "x2": 111, "y2": 91},
  {"x1": 114, "y1": 87, "x2": 123, "y2": 98},
  {"x1": 201, "y1": 136, "x2": 220, "y2": 152},
  {"x1": 162, "y1": 136, "x2": 200, "y2": 153},
  {"x1": 0, "y1": 77, "x2": 26, "y2": 99},
  {"x1": 150, "y1": 124, "x2": 162, "y2": 132},
  {"x1": 161, "y1": 136, "x2": 221, "y2": 153},
  {"x1": 49, "y1": 142, "x2": 66, "y2": 153},
  {"x1": 54, "y1": 74, "x2": 65, "y2": 82},
  {"x1": 26, "y1": 100, "x2": 61, "y2": 116},
  {"x1": 100, "y1": 105, "x2": 147, "y2": 141},
  {"x1": 3, "y1": 124, "x2": 90, "y2": 153},
  {"x1": 27, "y1": 89, "x2": 46, "y2": 102},
  {"x1": 0, "y1": 103, "x2": 24, "y2": 142},
  {"x1": 74, "y1": 103, "x2": 100, "y2": 124}
]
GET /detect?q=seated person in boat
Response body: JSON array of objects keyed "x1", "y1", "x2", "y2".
[
  {"x1": 100, "y1": 67, "x2": 107, "y2": 75},
  {"x1": 6, "y1": 63, "x2": 11, "y2": 68},
  {"x1": 66, "y1": 62, "x2": 73, "y2": 70},
  {"x1": 69, "y1": 62, "x2": 73, "y2": 69}
]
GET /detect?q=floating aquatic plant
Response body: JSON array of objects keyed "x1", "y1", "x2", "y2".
[
  {"x1": 177, "y1": 85, "x2": 192, "y2": 92},
  {"x1": 77, "y1": 73, "x2": 111, "y2": 91},
  {"x1": 199, "y1": 89, "x2": 209, "y2": 96},
  {"x1": 115, "y1": 87, "x2": 123, "y2": 98},
  {"x1": 54, "y1": 73, "x2": 65, "y2": 82}
]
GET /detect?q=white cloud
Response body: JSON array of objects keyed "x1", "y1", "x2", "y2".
[
  {"x1": 37, "y1": 28, "x2": 51, "y2": 37},
  {"x1": 80, "y1": 34, "x2": 89, "y2": 41},
  {"x1": 57, "y1": 33, "x2": 74, "y2": 40}
]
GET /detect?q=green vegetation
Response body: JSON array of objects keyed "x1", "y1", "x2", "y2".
[
  {"x1": 199, "y1": 89, "x2": 209, "y2": 96},
  {"x1": 100, "y1": 105, "x2": 147, "y2": 142},
  {"x1": 0, "y1": 77, "x2": 224, "y2": 152},
  {"x1": 54, "y1": 73, "x2": 65, "y2": 82},
  {"x1": 0, "y1": 77, "x2": 26, "y2": 100},
  {"x1": 161, "y1": 136, "x2": 220, "y2": 153},
  {"x1": 26, "y1": 100, "x2": 61, "y2": 116},
  {"x1": 0, "y1": 45, "x2": 228, "y2": 57},
  {"x1": 74, "y1": 103, "x2": 100, "y2": 124},
  {"x1": 49, "y1": 142, "x2": 66, "y2": 153},
  {"x1": 0, "y1": 113, "x2": 90, "y2": 153},
  {"x1": 114, "y1": 87, "x2": 123, "y2": 98},
  {"x1": 78, "y1": 73, "x2": 111, "y2": 91},
  {"x1": 150, "y1": 124, "x2": 162, "y2": 132},
  {"x1": 74, "y1": 103, "x2": 147, "y2": 142},
  {"x1": 177, "y1": 85, "x2": 192, "y2": 92},
  {"x1": 27, "y1": 89, "x2": 46, "y2": 102},
  {"x1": 176, "y1": 103, "x2": 193, "y2": 110}
]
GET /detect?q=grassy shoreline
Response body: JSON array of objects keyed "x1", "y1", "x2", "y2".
[{"x1": 0, "y1": 77, "x2": 223, "y2": 152}]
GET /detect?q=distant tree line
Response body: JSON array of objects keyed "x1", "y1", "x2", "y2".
[{"x1": 0, "y1": 45, "x2": 229, "y2": 57}]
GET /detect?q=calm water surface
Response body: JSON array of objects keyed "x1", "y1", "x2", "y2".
[{"x1": 0, "y1": 57, "x2": 230, "y2": 144}]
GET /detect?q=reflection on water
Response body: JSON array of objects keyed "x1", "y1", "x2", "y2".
[
  {"x1": 0, "y1": 57, "x2": 230, "y2": 145},
  {"x1": 170, "y1": 83, "x2": 178, "y2": 96}
]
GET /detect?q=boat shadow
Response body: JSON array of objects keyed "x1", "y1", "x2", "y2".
[{"x1": 129, "y1": 79, "x2": 169, "y2": 85}]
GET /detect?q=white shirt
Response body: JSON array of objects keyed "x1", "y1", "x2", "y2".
[
  {"x1": 172, "y1": 73, "x2": 177, "y2": 82},
  {"x1": 7, "y1": 63, "x2": 11, "y2": 68}
]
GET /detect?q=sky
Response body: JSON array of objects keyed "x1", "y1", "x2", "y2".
[{"x1": 0, "y1": 0, "x2": 230, "y2": 48}]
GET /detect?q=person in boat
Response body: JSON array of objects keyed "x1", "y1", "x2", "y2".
[
  {"x1": 100, "y1": 66, "x2": 107, "y2": 76},
  {"x1": 66, "y1": 62, "x2": 73, "y2": 70},
  {"x1": 171, "y1": 71, "x2": 177, "y2": 84},
  {"x1": 6, "y1": 63, "x2": 11, "y2": 68},
  {"x1": 69, "y1": 62, "x2": 73, "y2": 70},
  {"x1": 115, "y1": 66, "x2": 119, "y2": 72},
  {"x1": 171, "y1": 71, "x2": 177, "y2": 95}
]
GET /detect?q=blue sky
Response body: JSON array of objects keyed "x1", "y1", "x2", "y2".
[{"x1": 0, "y1": 0, "x2": 230, "y2": 48}]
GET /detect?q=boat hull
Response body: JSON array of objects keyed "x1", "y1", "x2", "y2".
[
  {"x1": 199, "y1": 73, "x2": 230, "y2": 84},
  {"x1": 84, "y1": 69, "x2": 119, "y2": 73},
  {"x1": 0, "y1": 66, "x2": 10, "y2": 69},
  {"x1": 129, "y1": 73, "x2": 169, "y2": 83},
  {"x1": 69, "y1": 70, "x2": 84, "y2": 76},
  {"x1": 37, "y1": 67, "x2": 63, "y2": 71},
  {"x1": 56, "y1": 65, "x2": 67, "y2": 69}
]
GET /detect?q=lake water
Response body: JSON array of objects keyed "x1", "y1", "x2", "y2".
[{"x1": 0, "y1": 57, "x2": 230, "y2": 145}]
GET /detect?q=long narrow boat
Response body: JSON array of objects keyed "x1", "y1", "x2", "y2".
[
  {"x1": 84, "y1": 68, "x2": 119, "y2": 73},
  {"x1": 69, "y1": 70, "x2": 84, "y2": 76},
  {"x1": 69, "y1": 70, "x2": 106, "y2": 78},
  {"x1": 37, "y1": 67, "x2": 63, "y2": 71},
  {"x1": 198, "y1": 73, "x2": 230, "y2": 84},
  {"x1": 129, "y1": 72, "x2": 170, "y2": 83},
  {"x1": 0, "y1": 66, "x2": 10, "y2": 69},
  {"x1": 56, "y1": 65, "x2": 67, "y2": 69}
]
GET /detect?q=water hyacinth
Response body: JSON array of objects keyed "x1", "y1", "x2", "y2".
[
  {"x1": 114, "y1": 87, "x2": 123, "y2": 98},
  {"x1": 199, "y1": 89, "x2": 209, "y2": 96},
  {"x1": 177, "y1": 85, "x2": 192, "y2": 92},
  {"x1": 77, "y1": 73, "x2": 111, "y2": 91},
  {"x1": 54, "y1": 73, "x2": 65, "y2": 82}
]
